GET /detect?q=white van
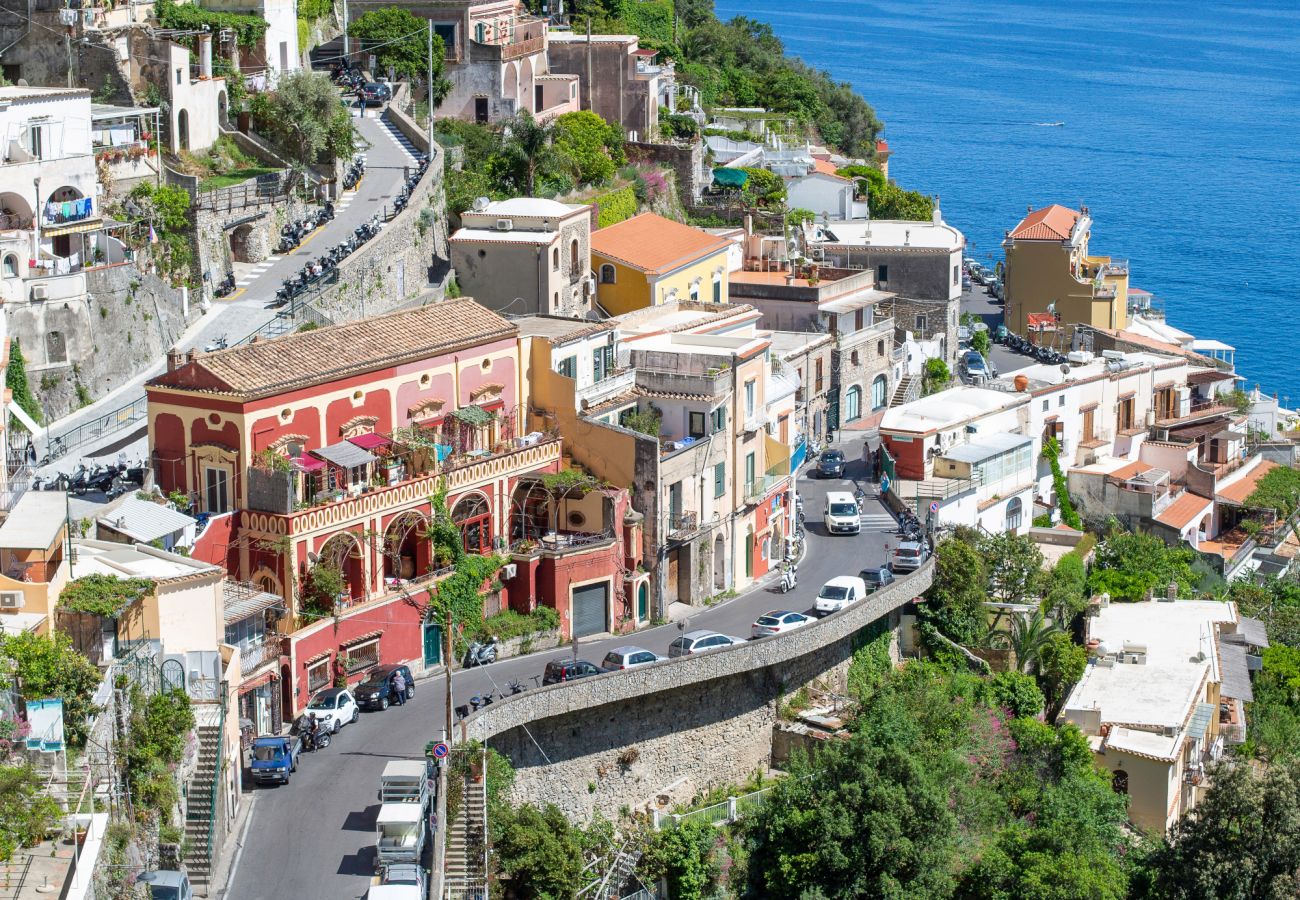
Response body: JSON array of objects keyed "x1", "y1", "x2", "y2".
[
  {"x1": 824, "y1": 491, "x2": 860, "y2": 535},
  {"x1": 815, "y1": 575, "x2": 868, "y2": 616}
]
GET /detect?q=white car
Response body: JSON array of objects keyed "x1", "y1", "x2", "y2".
[
  {"x1": 750, "y1": 610, "x2": 813, "y2": 639},
  {"x1": 305, "y1": 688, "x2": 359, "y2": 733},
  {"x1": 814, "y1": 576, "x2": 868, "y2": 617}
]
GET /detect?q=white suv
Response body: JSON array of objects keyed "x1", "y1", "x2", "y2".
[{"x1": 305, "y1": 688, "x2": 359, "y2": 733}]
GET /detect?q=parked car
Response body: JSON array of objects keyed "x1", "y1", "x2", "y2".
[
  {"x1": 860, "y1": 566, "x2": 896, "y2": 593},
  {"x1": 306, "y1": 687, "x2": 359, "y2": 733},
  {"x1": 962, "y1": 274, "x2": 973, "y2": 290},
  {"x1": 250, "y1": 735, "x2": 300, "y2": 785},
  {"x1": 815, "y1": 576, "x2": 868, "y2": 616},
  {"x1": 354, "y1": 664, "x2": 415, "y2": 711},
  {"x1": 138, "y1": 871, "x2": 193, "y2": 900},
  {"x1": 751, "y1": 610, "x2": 813, "y2": 638},
  {"x1": 961, "y1": 350, "x2": 989, "y2": 381},
  {"x1": 360, "y1": 82, "x2": 392, "y2": 106},
  {"x1": 601, "y1": 646, "x2": 666, "y2": 671},
  {"x1": 815, "y1": 450, "x2": 846, "y2": 478},
  {"x1": 823, "y1": 491, "x2": 861, "y2": 535},
  {"x1": 891, "y1": 541, "x2": 930, "y2": 573},
  {"x1": 368, "y1": 863, "x2": 426, "y2": 900},
  {"x1": 542, "y1": 657, "x2": 602, "y2": 684},
  {"x1": 987, "y1": 277, "x2": 1002, "y2": 298},
  {"x1": 667, "y1": 630, "x2": 746, "y2": 658}
]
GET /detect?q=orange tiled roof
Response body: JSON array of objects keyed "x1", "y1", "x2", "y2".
[
  {"x1": 590, "y1": 212, "x2": 731, "y2": 275},
  {"x1": 875, "y1": 139, "x2": 890, "y2": 156},
  {"x1": 147, "y1": 300, "x2": 516, "y2": 399},
  {"x1": 812, "y1": 158, "x2": 839, "y2": 177},
  {"x1": 1155, "y1": 491, "x2": 1213, "y2": 530},
  {"x1": 1218, "y1": 460, "x2": 1279, "y2": 505},
  {"x1": 1106, "y1": 460, "x2": 1153, "y2": 483},
  {"x1": 1008, "y1": 204, "x2": 1081, "y2": 241}
]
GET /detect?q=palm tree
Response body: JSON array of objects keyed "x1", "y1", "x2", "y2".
[
  {"x1": 993, "y1": 609, "x2": 1060, "y2": 675},
  {"x1": 499, "y1": 112, "x2": 558, "y2": 196}
]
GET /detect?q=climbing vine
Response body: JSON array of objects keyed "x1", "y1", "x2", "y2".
[
  {"x1": 424, "y1": 484, "x2": 505, "y2": 647},
  {"x1": 58, "y1": 574, "x2": 155, "y2": 619},
  {"x1": 1042, "y1": 437, "x2": 1082, "y2": 530},
  {"x1": 155, "y1": 0, "x2": 268, "y2": 49}
]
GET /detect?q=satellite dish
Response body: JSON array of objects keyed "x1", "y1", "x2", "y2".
[
  {"x1": 1060, "y1": 363, "x2": 1070, "y2": 376},
  {"x1": 307, "y1": 551, "x2": 320, "y2": 566},
  {"x1": 472, "y1": 196, "x2": 490, "y2": 212}
]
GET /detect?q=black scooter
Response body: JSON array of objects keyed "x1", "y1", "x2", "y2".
[{"x1": 295, "y1": 714, "x2": 331, "y2": 751}]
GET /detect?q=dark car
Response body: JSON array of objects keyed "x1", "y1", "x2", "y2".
[
  {"x1": 815, "y1": 450, "x2": 846, "y2": 478},
  {"x1": 353, "y1": 664, "x2": 414, "y2": 710},
  {"x1": 859, "y1": 566, "x2": 896, "y2": 593},
  {"x1": 542, "y1": 658, "x2": 602, "y2": 685},
  {"x1": 360, "y1": 82, "x2": 392, "y2": 106}
]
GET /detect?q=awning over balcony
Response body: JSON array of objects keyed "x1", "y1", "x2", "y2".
[
  {"x1": 348, "y1": 432, "x2": 393, "y2": 451},
  {"x1": 1186, "y1": 703, "x2": 1215, "y2": 742},
  {"x1": 223, "y1": 581, "x2": 285, "y2": 625},
  {"x1": 450, "y1": 405, "x2": 494, "y2": 426},
  {"x1": 312, "y1": 440, "x2": 378, "y2": 469},
  {"x1": 293, "y1": 455, "x2": 325, "y2": 473},
  {"x1": 42, "y1": 218, "x2": 105, "y2": 238},
  {"x1": 1219, "y1": 642, "x2": 1253, "y2": 702}
]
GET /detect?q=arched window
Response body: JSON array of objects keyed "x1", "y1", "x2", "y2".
[
  {"x1": 1005, "y1": 496, "x2": 1023, "y2": 532},
  {"x1": 1111, "y1": 770, "x2": 1129, "y2": 795},
  {"x1": 552, "y1": 247, "x2": 559, "y2": 271},
  {"x1": 569, "y1": 239, "x2": 579, "y2": 274},
  {"x1": 637, "y1": 582, "x2": 648, "y2": 621},
  {"x1": 452, "y1": 494, "x2": 493, "y2": 555},
  {"x1": 844, "y1": 385, "x2": 862, "y2": 422},
  {"x1": 600, "y1": 263, "x2": 616, "y2": 284},
  {"x1": 2, "y1": 254, "x2": 17, "y2": 278},
  {"x1": 871, "y1": 375, "x2": 887, "y2": 410}
]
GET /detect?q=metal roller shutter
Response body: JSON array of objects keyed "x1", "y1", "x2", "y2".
[{"x1": 572, "y1": 582, "x2": 608, "y2": 638}]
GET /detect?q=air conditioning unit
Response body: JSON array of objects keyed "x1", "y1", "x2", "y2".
[
  {"x1": 810, "y1": 247, "x2": 824, "y2": 261},
  {"x1": 30, "y1": 285, "x2": 46, "y2": 301},
  {"x1": 494, "y1": 218, "x2": 513, "y2": 231},
  {"x1": 502, "y1": 563, "x2": 518, "y2": 580},
  {"x1": 0, "y1": 591, "x2": 24, "y2": 609},
  {"x1": 1100, "y1": 350, "x2": 1125, "y2": 361}
]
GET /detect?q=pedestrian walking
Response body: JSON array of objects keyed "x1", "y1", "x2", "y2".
[
  {"x1": 392, "y1": 670, "x2": 407, "y2": 706},
  {"x1": 861, "y1": 441, "x2": 875, "y2": 482}
]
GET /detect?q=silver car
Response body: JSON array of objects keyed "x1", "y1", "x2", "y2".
[
  {"x1": 667, "y1": 630, "x2": 746, "y2": 658},
  {"x1": 601, "y1": 646, "x2": 667, "y2": 671}
]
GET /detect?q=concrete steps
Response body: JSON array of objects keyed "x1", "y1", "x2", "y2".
[
  {"x1": 444, "y1": 777, "x2": 486, "y2": 882},
  {"x1": 182, "y1": 724, "x2": 222, "y2": 894},
  {"x1": 890, "y1": 375, "x2": 920, "y2": 407}
]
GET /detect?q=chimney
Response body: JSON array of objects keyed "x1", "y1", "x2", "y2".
[
  {"x1": 186, "y1": 349, "x2": 197, "y2": 364},
  {"x1": 198, "y1": 33, "x2": 213, "y2": 80},
  {"x1": 166, "y1": 348, "x2": 183, "y2": 372}
]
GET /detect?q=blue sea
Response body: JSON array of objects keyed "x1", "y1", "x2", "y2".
[{"x1": 714, "y1": 0, "x2": 1300, "y2": 403}]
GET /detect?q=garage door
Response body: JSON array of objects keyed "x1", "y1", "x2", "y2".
[{"x1": 572, "y1": 582, "x2": 609, "y2": 638}]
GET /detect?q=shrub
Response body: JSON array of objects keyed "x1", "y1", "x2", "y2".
[{"x1": 596, "y1": 186, "x2": 637, "y2": 228}]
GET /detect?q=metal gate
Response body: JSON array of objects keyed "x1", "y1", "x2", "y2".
[
  {"x1": 572, "y1": 582, "x2": 609, "y2": 638},
  {"x1": 423, "y1": 622, "x2": 442, "y2": 668},
  {"x1": 161, "y1": 658, "x2": 186, "y2": 694}
]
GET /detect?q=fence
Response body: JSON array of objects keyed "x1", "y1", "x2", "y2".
[
  {"x1": 651, "y1": 784, "x2": 775, "y2": 830},
  {"x1": 191, "y1": 175, "x2": 293, "y2": 213},
  {"x1": 43, "y1": 395, "x2": 148, "y2": 463}
]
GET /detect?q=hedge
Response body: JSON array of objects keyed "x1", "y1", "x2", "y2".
[{"x1": 596, "y1": 186, "x2": 637, "y2": 228}]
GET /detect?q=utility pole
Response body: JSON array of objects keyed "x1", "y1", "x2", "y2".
[
  {"x1": 443, "y1": 608, "x2": 453, "y2": 744},
  {"x1": 341, "y1": 0, "x2": 349, "y2": 68},
  {"x1": 427, "y1": 19, "x2": 434, "y2": 142}
]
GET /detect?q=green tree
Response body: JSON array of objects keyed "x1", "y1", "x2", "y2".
[
  {"x1": 640, "y1": 819, "x2": 719, "y2": 899},
  {"x1": 1242, "y1": 645, "x2": 1300, "y2": 763},
  {"x1": 0, "y1": 631, "x2": 103, "y2": 745},
  {"x1": 553, "y1": 110, "x2": 624, "y2": 185},
  {"x1": 981, "y1": 532, "x2": 1045, "y2": 604},
  {"x1": 970, "y1": 328, "x2": 991, "y2": 356},
  {"x1": 0, "y1": 764, "x2": 62, "y2": 861},
  {"x1": 1041, "y1": 436, "x2": 1082, "y2": 530},
  {"x1": 1041, "y1": 550, "x2": 1089, "y2": 622},
  {"x1": 836, "y1": 163, "x2": 884, "y2": 198},
  {"x1": 498, "y1": 112, "x2": 561, "y2": 195},
  {"x1": 921, "y1": 537, "x2": 989, "y2": 646},
  {"x1": 260, "y1": 70, "x2": 356, "y2": 170},
  {"x1": 1088, "y1": 528, "x2": 1196, "y2": 601},
  {"x1": 996, "y1": 609, "x2": 1061, "y2": 675},
  {"x1": 984, "y1": 670, "x2": 1044, "y2": 719},
  {"x1": 922, "y1": 357, "x2": 950, "y2": 395},
  {"x1": 5, "y1": 339, "x2": 39, "y2": 430},
  {"x1": 1244, "y1": 465, "x2": 1300, "y2": 522},
  {"x1": 786, "y1": 206, "x2": 816, "y2": 226},
  {"x1": 1037, "y1": 631, "x2": 1087, "y2": 719},
  {"x1": 738, "y1": 166, "x2": 785, "y2": 206},
  {"x1": 1139, "y1": 758, "x2": 1300, "y2": 900},
  {"x1": 870, "y1": 180, "x2": 934, "y2": 221},
  {"x1": 349, "y1": 8, "x2": 450, "y2": 104},
  {"x1": 493, "y1": 803, "x2": 587, "y2": 899}
]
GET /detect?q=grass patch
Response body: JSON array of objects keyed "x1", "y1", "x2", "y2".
[{"x1": 199, "y1": 166, "x2": 279, "y2": 191}]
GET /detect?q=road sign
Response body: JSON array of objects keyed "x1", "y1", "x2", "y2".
[
  {"x1": 431, "y1": 741, "x2": 450, "y2": 759},
  {"x1": 930, "y1": 501, "x2": 939, "y2": 514}
]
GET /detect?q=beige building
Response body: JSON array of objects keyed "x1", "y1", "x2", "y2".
[
  {"x1": 1003, "y1": 204, "x2": 1130, "y2": 337},
  {"x1": 1060, "y1": 598, "x2": 1253, "y2": 833},
  {"x1": 450, "y1": 198, "x2": 593, "y2": 317}
]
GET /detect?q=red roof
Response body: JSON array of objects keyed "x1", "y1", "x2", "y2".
[
  {"x1": 811, "y1": 158, "x2": 839, "y2": 177},
  {"x1": 632, "y1": 48, "x2": 657, "y2": 57},
  {"x1": 1008, "y1": 204, "x2": 1081, "y2": 241},
  {"x1": 875, "y1": 139, "x2": 891, "y2": 156},
  {"x1": 1027, "y1": 312, "x2": 1057, "y2": 329},
  {"x1": 1155, "y1": 491, "x2": 1213, "y2": 530}
]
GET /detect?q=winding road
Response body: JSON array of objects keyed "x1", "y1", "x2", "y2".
[{"x1": 223, "y1": 432, "x2": 905, "y2": 900}]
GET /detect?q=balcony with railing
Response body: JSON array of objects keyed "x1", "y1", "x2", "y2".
[
  {"x1": 635, "y1": 366, "x2": 732, "y2": 400},
  {"x1": 1156, "y1": 398, "x2": 1234, "y2": 427},
  {"x1": 743, "y1": 474, "x2": 784, "y2": 506}
]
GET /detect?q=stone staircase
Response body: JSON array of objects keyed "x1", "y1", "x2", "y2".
[
  {"x1": 183, "y1": 724, "x2": 221, "y2": 894},
  {"x1": 443, "y1": 776, "x2": 487, "y2": 897},
  {"x1": 890, "y1": 374, "x2": 920, "y2": 407}
]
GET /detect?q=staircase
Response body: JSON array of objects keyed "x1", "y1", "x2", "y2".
[
  {"x1": 890, "y1": 375, "x2": 920, "y2": 407},
  {"x1": 183, "y1": 724, "x2": 221, "y2": 894},
  {"x1": 444, "y1": 776, "x2": 486, "y2": 898}
]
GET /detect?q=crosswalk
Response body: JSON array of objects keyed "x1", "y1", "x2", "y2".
[
  {"x1": 377, "y1": 115, "x2": 422, "y2": 164},
  {"x1": 235, "y1": 255, "x2": 281, "y2": 287},
  {"x1": 858, "y1": 511, "x2": 898, "y2": 532}
]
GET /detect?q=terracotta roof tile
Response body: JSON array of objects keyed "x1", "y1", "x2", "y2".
[
  {"x1": 1218, "y1": 460, "x2": 1279, "y2": 505},
  {"x1": 1009, "y1": 204, "x2": 1081, "y2": 241},
  {"x1": 1155, "y1": 491, "x2": 1213, "y2": 530},
  {"x1": 148, "y1": 300, "x2": 515, "y2": 400},
  {"x1": 590, "y1": 212, "x2": 731, "y2": 276},
  {"x1": 1106, "y1": 461, "x2": 1152, "y2": 483},
  {"x1": 812, "y1": 158, "x2": 839, "y2": 177}
]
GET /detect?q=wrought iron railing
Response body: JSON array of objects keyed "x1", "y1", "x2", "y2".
[{"x1": 42, "y1": 395, "x2": 148, "y2": 463}]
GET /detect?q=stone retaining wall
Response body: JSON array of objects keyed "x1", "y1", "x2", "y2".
[{"x1": 463, "y1": 562, "x2": 934, "y2": 821}]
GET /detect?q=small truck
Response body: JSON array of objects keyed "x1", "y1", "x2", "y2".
[
  {"x1": 375, "y1": 760, "x2": 433, "y2": 868},
  {"x1": 250, "y1": 735, "x2": 300, "y2": 786}
]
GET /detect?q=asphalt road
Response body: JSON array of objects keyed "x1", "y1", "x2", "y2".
[
  {"x1": 223, "y1": 432, "x2": 904, "y2": 900},
  {"x1": 34, "y1": 109, "x2": 422, "y2": 479},
  {"x1": 959, "y1": 281, "x2": 1040, "y2": 378}
]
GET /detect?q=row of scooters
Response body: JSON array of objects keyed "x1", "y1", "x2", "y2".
[
  {"x1": 277, "y1": 203, "x2": 335, "y2": 255},
  {"x1": 330, "y1": 62, "x2": 365, "y2": 93},
  {"x1": 342, "y1": 154, "x2": 365, "y2": 191},
  {"x1": 33, "y1": 460, "x2": 147, "y2": 498},
  {"x1": 273, "y1": 213, "x2": 382, "y2": 307},
  {"x1": 391, "y1": 153, "x2": 429, "y2": 215},
  {"x1": 1001, "y1": 331, "x2": 1070, "y2": 365}
]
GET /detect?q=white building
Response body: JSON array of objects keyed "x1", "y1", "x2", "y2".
[{"x1": 786, "y1": 171, "x2": 869, "y2": 222}]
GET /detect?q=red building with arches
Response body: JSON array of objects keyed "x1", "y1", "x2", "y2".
[{"x1": 146, "y1": 301, "x2": 637, "y2": 715}]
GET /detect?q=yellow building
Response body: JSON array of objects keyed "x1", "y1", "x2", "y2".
[
  {"x1": 590, "y1": 212, "x2": 732, "y2": 315},
  {"x1": 1003, "y1": 204, "x2": 1129, "y2": 337}
]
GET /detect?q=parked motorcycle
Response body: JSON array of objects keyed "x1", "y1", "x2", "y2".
[
  {"x1": 463, "y1": 636, "x2": 499, "y2": 668},
  {"x1": 203, "y1": 335, "x2": 229, "y2": 353},
  {"x1": 295, "y1": 714, "x2": 331, "y2": 751},
  {"x1": 778, "y1": 561, "x2": 798, "y2": 593},
  {"x1": 214, "y1": 272, "x2": 236, "y2": 298}
]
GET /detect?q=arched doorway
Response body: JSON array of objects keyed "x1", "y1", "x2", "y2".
[
  {"x1": 519, "y1": 55, "x2": 534, "y2": 113},
  {"x1": 845, "y1": 385, "x2": 862, "y2": 422},
  {"x1": 502, "y1": 63, "x2": 518, "y2": 107},
  {"x1": 872, "y1": 374, "x2": 888, "y2": 411},
  {"x1": 177, "y1": 109, "x2": 190, "y2": 151},
  {"x1": 509, "y1": 481, "x2": 552, "y2": 545},
  {"x1": 316, "y1": 532, "x2": 366, "y2": 607},
  {"x1": 1004, "y1": 497, "x2": 1023, "y2": 532},
  {"x1": 452, "y1": 493, "x2": 493, "y2": 554},
  {"x1": 383, "y1": 511, "x2": 430, "y2": 582},
  {"x1": 229, "y1": 223, "x2": 254, "y2": 263},
  {"x1": 1111, "y1": 770, "x2": 1129, "y2": 794},
  {"x1": 713, "y1": 534, "x2": 726, "y2": 592},
  {"x1": 0, "y1": 191, "x2": 32, "y2": 231},
  {"x1": 217, "y1": 90, "x2": 228, "y2": 127},
  {"x1": 636, "y1": 581, "x2": 649, "y2": 621},
  {"x1": 44, "y1": 185, "x2": 86, "y2": 259}
]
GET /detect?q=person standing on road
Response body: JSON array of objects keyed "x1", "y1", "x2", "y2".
[
  {"x1": 862, "y1": 441, "x2": 875, "y2": 482},
  {"x1": 392, "y1": 669, "x2": 407, "y2": 706}
]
